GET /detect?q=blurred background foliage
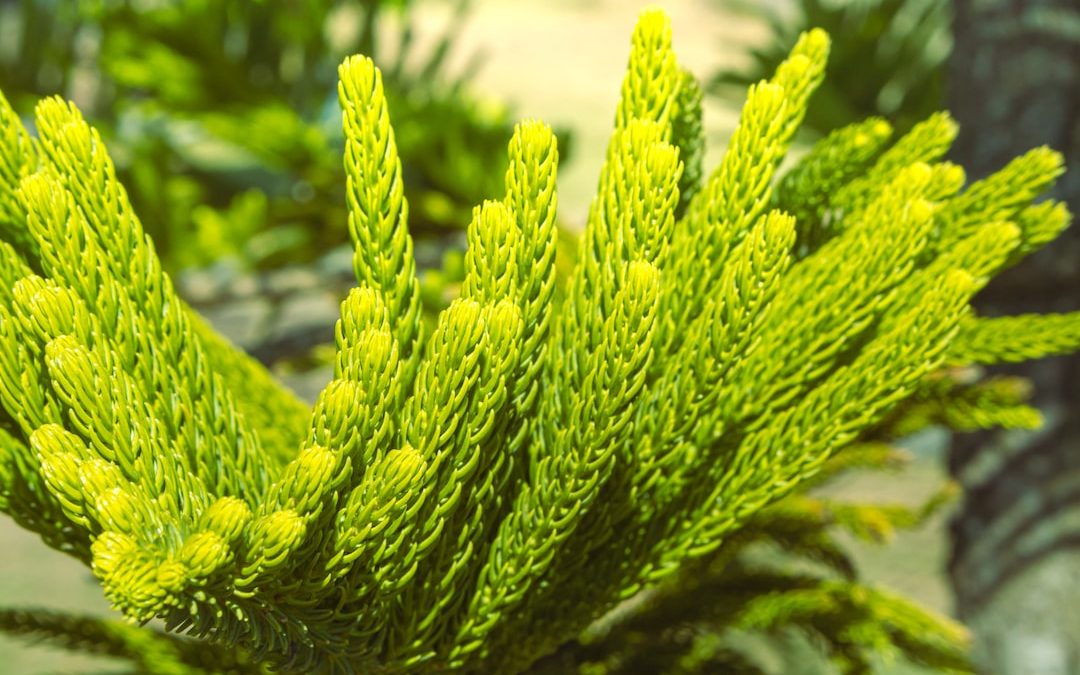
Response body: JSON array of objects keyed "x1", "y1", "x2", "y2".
[
  {"x1": 0, "y1": 0, "x2": 549, "y2": 271},
  {"x1": 709, "y1": 0, "x2": 950, "y2": 137}
]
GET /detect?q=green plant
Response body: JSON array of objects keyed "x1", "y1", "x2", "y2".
[
  {"x1": 0, "y1": 0, "x2": 520, "y2": 270},
  {"x1": 0, "y1": 6, "x2": 1078, "y2": 674},
  {"x1": 711, "y1": 0, "x2": 950, "y2": 136},
  {"x1": 539, "y1": 450, "x2": 966, "y2": 674}
]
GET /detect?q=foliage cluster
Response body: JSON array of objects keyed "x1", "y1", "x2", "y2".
[
  {"x1": 0, "y1": 0, "x2": 519, "y2": 270},
  {"x1": 711, "y1": 0, "x2": 950, "y2": 135},
  {"x1": 0, "y1": 6, "x2": 1078, "y2": 675}
]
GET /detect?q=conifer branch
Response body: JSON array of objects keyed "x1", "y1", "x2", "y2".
[{"x1": 0, "y1": 8, "x2": 1072, "y2": 673}]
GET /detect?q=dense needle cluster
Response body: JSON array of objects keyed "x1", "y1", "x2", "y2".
[{"x1": 0, "y1": 8, "x2": 1078, "y2": 674}]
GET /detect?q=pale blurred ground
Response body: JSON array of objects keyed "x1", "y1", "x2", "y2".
[{"x1": 0, "y1": 1, "x2": 954, "y2": 672}]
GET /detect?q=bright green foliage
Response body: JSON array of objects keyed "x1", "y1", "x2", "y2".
[
  {"x1": 339, "y1": 55, "x2": 424, "y2": 372},
  {"x1": 555, "y1": 468, "x2": 970, "y2": 675},
  {"x1": 885, "y1": 376, "x2": 1042, "y2": 437},
  {"x1": 776, "y1": 116, "x2": 894, "y2": 253},
  {"x1": 710, "y1": 0, "x2": 951, "y2": 135},
  {"x1": 0, "y1": 0, "x2": 526, "y2": 270},
  {"x1": 948, "y1": 312, "x2": 1080, "y2": 365},
  {"x1": 0, "y1": 7, "x2": 1077, "y2": 675}
]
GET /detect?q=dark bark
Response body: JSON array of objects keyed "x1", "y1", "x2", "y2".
[{"x1": 947, "y1": 0, "x2": 1080, "y2": 671}]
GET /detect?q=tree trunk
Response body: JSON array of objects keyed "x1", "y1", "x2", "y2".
[{"x1": 947, "y1": 0, "x2": 1080, "y2": 672}]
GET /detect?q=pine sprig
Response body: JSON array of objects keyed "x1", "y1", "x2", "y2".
[{"x1": 0, "y1": 7, "x2": 1073, "y2": 674}]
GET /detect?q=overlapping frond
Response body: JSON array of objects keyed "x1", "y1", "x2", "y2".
[{"x1": 0, "y1": 7, "x2": 1073, "y2": 675}]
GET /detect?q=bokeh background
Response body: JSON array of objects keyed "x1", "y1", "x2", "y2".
[{"x1": 0, "y1": 0, "x2": 1076, "y2": 672}]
